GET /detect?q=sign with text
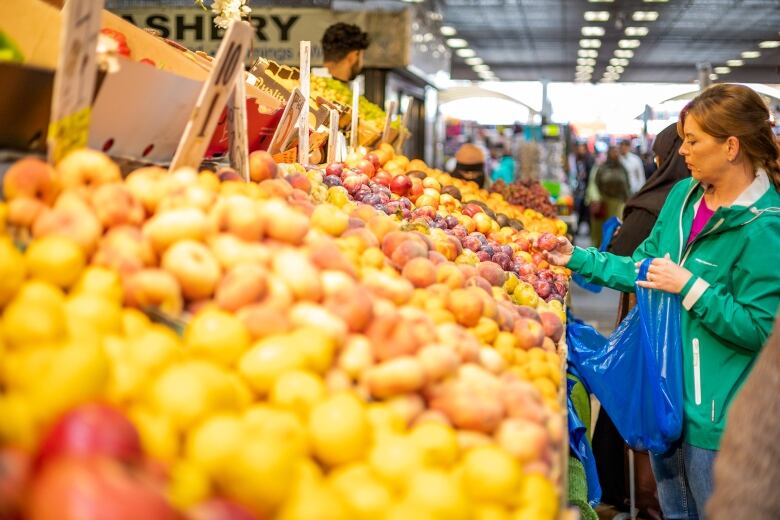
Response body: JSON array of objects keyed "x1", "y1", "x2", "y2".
[
  {"x1": 170, "y1": 20, "x2": 253, "y2": 171},
  {"x1": 47, "y1": 0, "x2": 103, "y2": 163},
  {"x1": 298, "y1": 41, "x2": 311, "y2": 165},
  {"x1": 228, "y1": 76, "x2": 249, "y2": 181},
  {"x1": 268, "y1": 87, "x2": 306, "y2": 155}
]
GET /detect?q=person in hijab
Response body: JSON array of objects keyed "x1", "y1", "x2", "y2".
[
  {"x1": 451, "y1": 143, "x2": 486, "y2": 187},
  {"x1": 586, "y1": 146, "x2": 631, "y2": 247},
  {"x1": 591, "y1": 122, "x2": 691, "y2": 518}
]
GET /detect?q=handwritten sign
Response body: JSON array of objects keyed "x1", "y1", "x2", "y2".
[
  {"x1": 170, "y1": 20, "x2": 253, "y2": 171},
  {"x1": 227, "y1": 76, "x2": 249, "y2": 181},
  {"x1": 349, "y1": 77, "x2": 360, "y2": 152},
  {"x1": 268, "y1": 87, "x2": 306, "y2": 155},
  {"x1": 297, "y1": 41, "x2": 311, "y2": 165},
  {"x1": 47, "y1": 0, "x2": 103, "y2": 164},
  {"x1": 381, "y1": 99, "x2": 397, "y2": 143}
]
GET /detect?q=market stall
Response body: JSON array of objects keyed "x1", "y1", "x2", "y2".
[{"x1": 0, "y1": 3, "x2": 580, "y2": 519}]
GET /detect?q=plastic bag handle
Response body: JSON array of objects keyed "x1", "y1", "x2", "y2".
[{"x1": 637, "y1": 257, "x2": 653, "y2": 282}]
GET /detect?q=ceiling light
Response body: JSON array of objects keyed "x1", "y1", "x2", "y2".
[
  {"x1": 584, "y1": 11, "x2": 610, "y2": 22},
  {"x1": 456, "y1": 48, "x2": 476, "y2": 58},
  {"x1": 713, "y1": 66, "x2": 731, "y2": 74},
  {"x1": 472, "y1": 64, "x2": 490, "y2": 72},
  {"x1": 576, "y1": 65, "x2": 594, "y2": 73},
  {"x1": 440, "y1": 26, "x2": 457, "y2": 36},
  {"x1": 632, "y1": 11, "x2": 659, "y2": 21},
  {"x1": 465, "y1": 57, "x2": 483, "y2": 65},
  {"x1": 625, "y1": 27, "x2": 649, "y2": 37},
  {"x1": 644, "y1": 0, "x2": 668, "y2": 2},
  {"x1": 607, "y1": 65, "x2": 625, "y2": 73},
  {"x1": 588, "y1": 0, "x2": 613, "y2": 3},
  {"x1": 726, "y1": 59, "x2": 744, "y2": 67},
  {"x1": 577, "y1": 58, "x2": 596, "y2": 65},
  {"x1": 741, "y1": 50, "x2": 761, "y2": 59},
  {"x1": 610, "y1": 57, "x2": 629, "y2": 66},
  {"x1": 582, "y1": 26, "x2": 606, "y2": 37},
  {"x1": 759, "y1": 41, "x2": 780, "y2": 48},
  {"x1": 614, "y1": 49, "x2": 634, "y2": 58},
  {"x1": 618, "y1": 39, "x2": 641, "y2": 48},
  {"x1": 709, "y1": 73, "x2": 718, "y2": 80},
  {"x1": 446, "y1": 38, "x2": 468, "y2": 48},
  {"x1": 579, "y1": 39, "x2": 602, "y2": 48},
  {"x1": 578, "y1": 49, "x2": 598, "y2": 58}
]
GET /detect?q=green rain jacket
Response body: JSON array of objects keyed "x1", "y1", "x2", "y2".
[{"x1": 568, "y1": 169, "x2": 780, "y2": 450}]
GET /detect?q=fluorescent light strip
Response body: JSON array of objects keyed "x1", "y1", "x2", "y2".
[
  {"x1": 578, "y1": 49, "x2": 598, "y2": 58},
  {"x1": 610, "y1": 58, "x2": 629, "y2": 66},
  {"x1": 741, "y1": 51, "x2": 761, "y2": 59},
  {"x1": 456, "y1": 48, "x2": 476, "y2": 58},
  {"x1": 582, "y1": 26, "x2": 606, "y2": 37},
  {"x1": 618, "y1": 39, "x2": 641, "y2": 49},
  {"x1": 726, "y1": 59, "x2": 744, "y2": 67},
  {"x1": 579, "y1": 39, "x2": 602, "y2": 48},
  {"x1": 713, "y1": 66, "x2": 731, "y2": 74},
  {"x1": 577, "y1": 58, "x2": 596, "y2": 65},
  {"x1": 446, "y1": 38, "x2": 468, "y2": 48},
  {"x1": 440, "y1": 26, "x2": 457, "y2": 36},
  {"x1": 632, "y1": 11, "x2": 659, "y2": 21},
  {"x1": 625, "y1": 27, "x2": 649, "y2": 37},
  {"x1": 614, "y1": 49, "x2": 634, "y2": 58},
  {"x1": 759, "y1": 41, "x2": 780, "y2": 48},
  {"x1": 584, "y1": 11, "x2": 610, "y2": 22},
  {"x1": 465, "y1": 57, "x2": 483, "y2": 65},
  {"x1": 472, "y1": 64, "x2": 490, "y2": 72}
]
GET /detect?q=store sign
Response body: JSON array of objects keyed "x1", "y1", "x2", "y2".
[{"x1": 111, "y1": 7, "x2": 405, "y2": 68}]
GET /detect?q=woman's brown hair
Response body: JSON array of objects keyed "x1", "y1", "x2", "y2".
[{"x1": 677, "y1": 84, "x2": 780, "y2": 190}]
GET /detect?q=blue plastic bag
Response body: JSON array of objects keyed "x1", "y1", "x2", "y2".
[
  {"x1": 567, "y1": 258, "x2": 684, "y2": 453},
  {"x1": 573, "y1": 216, "x2": 621, "y2": 293},
  {"x1": 567, "y1": 376, "x2": 602, "y2": 506}
]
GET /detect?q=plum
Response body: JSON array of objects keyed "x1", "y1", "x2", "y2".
[
  {"x1": 536, "y1": 232, "x2": 560, "y2": 252},
  {"x1": 323, "y1": 175, "x2": 342, "y2": 187}
]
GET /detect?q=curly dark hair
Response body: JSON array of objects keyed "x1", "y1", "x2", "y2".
[{"x1": 321, "y1": 23, "x2": 370, "y2": 62}]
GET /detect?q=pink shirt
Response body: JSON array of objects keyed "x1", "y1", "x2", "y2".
[{"x1": 688, "y1": 198, "x2": 715, "y2": 245}]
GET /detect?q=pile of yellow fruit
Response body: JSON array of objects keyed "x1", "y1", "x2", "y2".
[{"x1": 0, "y1": 146, "x2": 567, "y2": 520}]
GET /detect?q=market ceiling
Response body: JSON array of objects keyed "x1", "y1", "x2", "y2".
[{"x1": 438, "y1": 0, "x2": 780, "y2": 83}]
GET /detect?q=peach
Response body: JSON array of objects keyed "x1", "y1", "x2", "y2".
[
  {"x1": 289, "y1": 304, "x2": 348, "y2": 346},
  {"x1": 209, "y1": 195, "x2": 264, "y2": 242},
  {"x1": 92, "y1": 225, "x2": 156, "y2": 276},
  {"x1": 366, "y1": 313, "x2": 422, "y2": 361},
  {"x1": 256, "y1": 178, "x2": 294, "y2": 199},
  {"x1": 501, "y1": 376, "x2": 546, "y2": 423},
  {"x1": 401, "y1": 257, "x2": 437, "y2": 288},
  {"x1": 337, "y1": 335, "x2": 375, "y2": 380},
  {"x1": 7, "y1": 197, "x2": 48, "y2": 228},
  {"x1": 496, "y1": 418, "x2": 549, "y2": 464},
  {"x1": 473, "y1": 213, "x2": 493, "y2": 234},
  {"x1": 161, "y1": 240, "x2": 222, "y2": 301},
  {"x1": 285, "y1": 173, "x2": 311, "y2": 193},
  {"x1": 495, "y1": 302, "x2": 518, "y2": 331},
  {"x1": 428, "y1": 379, "x2": 504, "y2": 433},
  {"x1": 320, "y1": 270, "x2": 358, "y2": 298},
  {"x1": 310, "y1": 203, "x2": 348, "y2": 237},
  {"x1": 436, "y1": 263, "x2": 465, "y2": 289},
  {"x1": 248, "y1": 150, "x2": 278, "y2": 182},
  {"x1": 391, "y1": 240, "x2": 429, "y2": 269},
  {"x1": 90, "y1": 183, "x2": 145, "y2": 228},
  {"x1": 123, "y1": 268, "x2": 183, "y2": 315},
  {"x1": 208, "y1": 233, "x2": 271, "y2": 270},
  {"x1": 418, "y1": 344, "x2": 460, "y2": 382},
  {"x1": 56, "y1": 149, "x2": 121, "y2": 190},
  {"x1": 539, "y1": 311, "x2": 564, "y2": 343},
  {"x1": 325, "y1": 284, "x2": 374, "y2": 333},
  {"x1": 476, "y1": 261, "x2": 507, "y2": 287},
  {"x1": 364, "y1": 357, "x2": 426, "y2": 399},
  {"x1": 215, "y1": 263, "x2": 269, "y2": 312},
  {"x1": 157, "y1": 184, "x2": 218, "y2": 213},
  {"x1": 447, "y1": 288, "x2": 484, "y2": 328},
  {"x1": 350, "y1": 204, "x2": 378, "y2": 223},
  {"x1": 143, "y1": 207, "x2": 211, "y2": 253},
  {"x1": 237, "y1": 303, "x2": 291, "y2": 339},
  {"x1": 433, "y1": 235, "x2": 462, "y2": 261},
  {"x1": 542, "y1": 336, "x2": 557, "y2": 353},
  {"x1": 264, "y1": 276, "x2": 294, "y2": 312},
  {"x1": 272, "y1": 249, "x2": 322, "y2": 302},
  {"x1": 513, "y1": 317, "x2": 545, "y2": 350},
  {"x1": 32, "y1": 202, "x2": 102, "y2": 254},
  {"x1": 342, "y1": 227, "x2": 379, "y2": 250},
  {"x1": 367, "y1": 214, "x2": 399, "y2": 242},
  {"x1": 362, "y1": 270, "x2": 413, "y2": 306},
  {"x1": 125, "y1": 166, "x2": 169, "y2": 215},
  {"x1": 308, "y1": 239, "x2": 357, "y2": 277},
  {"x1": 465, "y1": 276, "x2": 493, "y2": 295},
  {"x1": 457, "y1": 264, "x2": 477, "y2": 281},
  {"x1": 3, "y1": 157, "x2": 59, "y2": 204},
  {"x1": 258, "y1": 199, "x2": 309, "y2": 245}
]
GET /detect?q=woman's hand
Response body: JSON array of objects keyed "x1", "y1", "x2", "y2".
[
  {"x1": 539, "y1": 236, "x2": 574, "y2": 266},
  {"x1": 635, "y1": 256, "x2": 693, "y2": 294}
]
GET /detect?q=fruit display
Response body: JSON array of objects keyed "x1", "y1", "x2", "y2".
[
  {"x1": 490, "y1": 179, "x2": 558, "y2": 219},
  {"x1": 0, "y1": 144, "x2": 569, "y2": 519}
]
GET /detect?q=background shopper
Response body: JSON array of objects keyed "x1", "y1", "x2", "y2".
[
  {"x1": 320, "y1": 23, "x2": 370, "y2": 83},
  {"x1": 544, "y1": 83, "x2": 780, "y2": 518},
  {"x1": 450, "y1": 143, "x2": 487, "y2": 187},
  {"x1": 586, "y1": 146, "x2": 631, "y2": 247},
  {"x1": 620, "y1": 139, "x2": 647, "y2": 194}
]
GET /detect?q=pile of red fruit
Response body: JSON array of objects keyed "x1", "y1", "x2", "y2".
[{"x1": 490, "y1": 180, "x2": 557, "y2": 219}]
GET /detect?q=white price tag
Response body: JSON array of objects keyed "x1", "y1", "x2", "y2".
[
  {"x1": 227, "y1": 76, "x2": 249, "y2": 181},
  {"x1": 349, "y1": 77, "x2": 361, "y2": 152},
  {"x1": 47, "y1": 0, "x2": 104, "y2": 164},
  {"x1": 268, "y1": 87, "x2": 306, "y2": 155},
  {"x1": 170, "y1": 21, "x2": 253, "y2": 171},
  {"x1": 327, "y1": 108, "x2": 339, "y2": 165},
  {"x1": 382, "y1": 99, "x2": 397, "y2": 143},
  {"x1": 337, "y1": 132, "x2": 348, "y2": 163},
  {"x1": 298, "y1": 41, "x2": 311, "y2": 165}
]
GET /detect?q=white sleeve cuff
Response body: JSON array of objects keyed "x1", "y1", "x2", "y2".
[{"x1": 682, "y1": 277, "x2": 710, "y2": 311}]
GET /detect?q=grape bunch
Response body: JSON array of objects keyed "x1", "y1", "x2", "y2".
[{"x1": 490, "y1": 180, "x2": 557, "y2": 218}]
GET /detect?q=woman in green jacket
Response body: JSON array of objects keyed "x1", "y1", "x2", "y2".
[{"x1": 544, "y1": 84, "x2": 780, "y2": 519}]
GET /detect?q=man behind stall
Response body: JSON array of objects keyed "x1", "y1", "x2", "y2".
[{"x1": 320, "y1": 23, "x2": 370, "y2": 83}]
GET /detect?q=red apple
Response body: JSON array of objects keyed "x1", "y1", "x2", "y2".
[
  {"x1": 515, "y1": 236, "x2": 531, "y2": 252},
  {"x1": 389, "y1": 175, "x2": 412, "y2": 196},
  {"x1": 364, "y1": 153, "x2": 381, "y2": 170},
  {"x1": 373, "y1": 170, "x2": 392, "y2": 187},
  {"x1": 461, "y1": 203, "x2": 484, "y2": 217},
  {"x1": 188, "y1": 498, "x2": 260, "y2": 520},
  {"x1": 354, "y1": 159, "x2": 376, "y2": 178},
  {"x1": 536, "y1": 232, "x2": 560, "y2": 252},
  {"x1": 27, "y1": 456, "x2": 178, "y2": 520},
  {"x1": 0, "y1": 447, "x2": 31, "y2": 520},
  {"x1": 324, "y1": 162, "x2": 344, "y2": 178},
  {"x1": 35, "y1": 403, "x2": 143, "y2": 470}
]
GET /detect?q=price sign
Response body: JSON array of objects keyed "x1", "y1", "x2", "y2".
[
  {"x1": 298, "y1": 41, "x2": 311, "y2": 165},
  {"x1": 227, "y1": 76, "x2": 249, "y2": 181},
  {"x1": 381, "y1": 99, "x2": 397, "y2": 143},
  {"x1": 170, "y1": 20, "x2": 253, "y2": 171},
  {"x1": 327, "y1": 108, "x2": 339, "y2": 164},
  {"x1": 268, "y1": 87, "x2": 306, "y2": 155},
  {"x1": 349, "y1": 77, "x2": 360, "y2": 152},
  {"x1": 47, "y1": 0, "x2": 103, "y2": 164}
]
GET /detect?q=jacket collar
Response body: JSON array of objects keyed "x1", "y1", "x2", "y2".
[{"x1": 732, "y1": 168, "x2": 770, "y2": 207}]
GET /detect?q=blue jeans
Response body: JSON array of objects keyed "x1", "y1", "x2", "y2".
[{"x1": 649, "y1": 442, "x2": 717, "y2": 519}]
